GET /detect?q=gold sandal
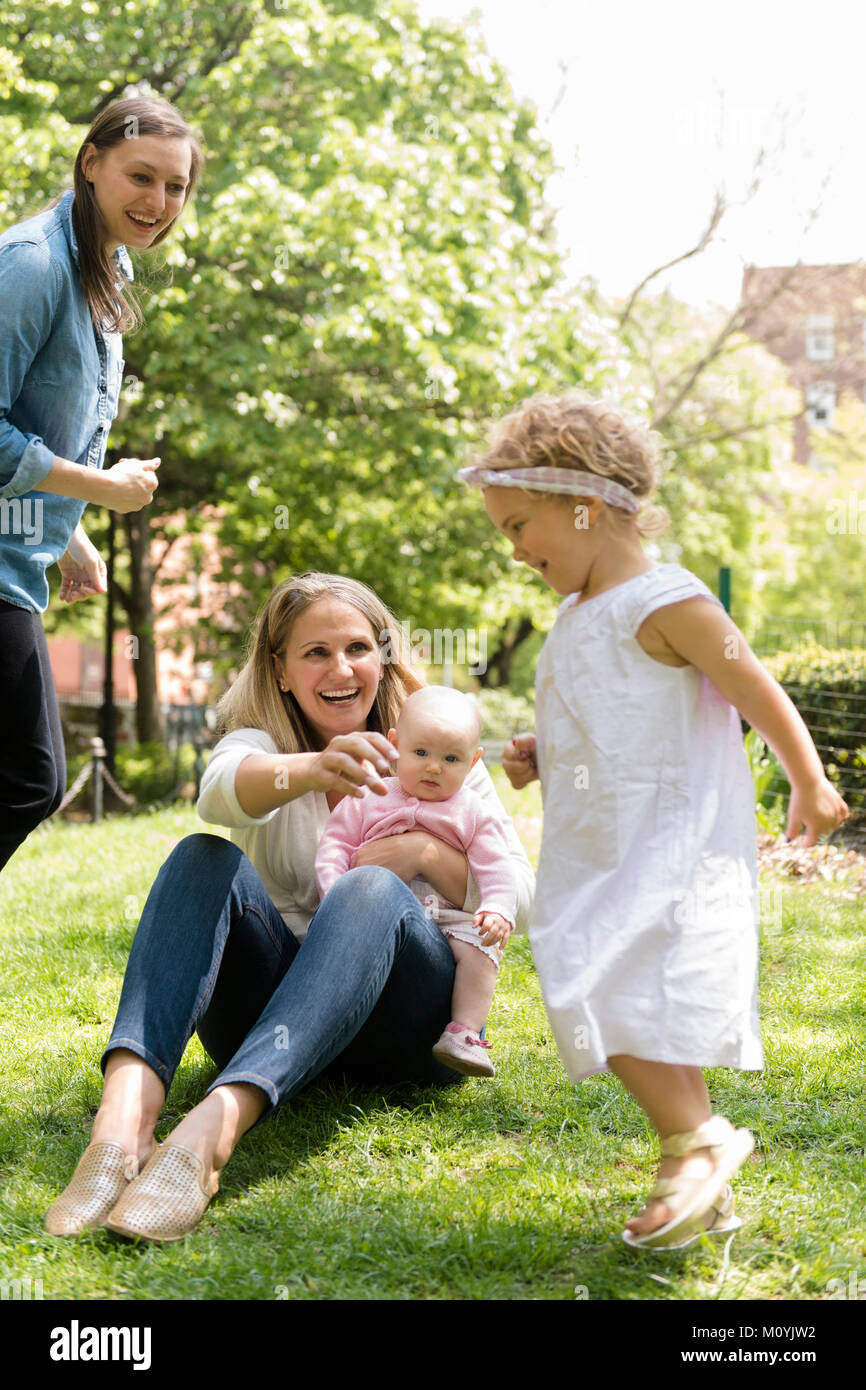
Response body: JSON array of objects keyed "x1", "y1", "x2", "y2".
[
  {"x1": 45, "y1": 1141, "x2": 144, "y2": 1236},
  {"x1": 105, "y1": 1143, "x2": 219, "y2": 1243},
  {"x1": 622, "y1": 1115, "x2": 754, "y2": 1252}
]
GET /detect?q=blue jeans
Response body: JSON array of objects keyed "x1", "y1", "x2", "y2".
[{"x1": 101, "y1": 834, "x2": 461, "y2": 1112}]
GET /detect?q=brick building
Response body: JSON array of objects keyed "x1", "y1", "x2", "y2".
[{"x1": 740, "y1": 263, "x2": 866, "y2": 464}]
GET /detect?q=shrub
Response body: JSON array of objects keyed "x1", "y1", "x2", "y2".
[
  {"x1": 763, "y1": 644, "x2": 866, "y2": 814},
  {"x1": 474, "y1": 687, "x2": 536, "y2": 742}
]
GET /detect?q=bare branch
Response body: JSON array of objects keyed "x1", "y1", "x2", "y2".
[
  {"x1": 651, "y1": 262, "x2": 808, "y2": 431},
  {"x1": 664, "y1": 411, "x2": 799, "y2": 453},
  {"x1": 617, "y1": 191, "x2": 725, "y2": 331}
]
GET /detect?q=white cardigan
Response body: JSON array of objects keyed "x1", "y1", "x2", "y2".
[{"x1": 196, "y1": 727, "x2": 535, "y2": 944}]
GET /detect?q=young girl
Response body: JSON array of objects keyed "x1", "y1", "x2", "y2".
[
  {"x1": 0, "y1": 96, "x2": 203, "y2": 870},
  {"x1": 316, "y1": 684, "x2": 516, "y2": 1076},
  {"x1": 459, "y1": 392, "x2": 848, "y2": 1251}
]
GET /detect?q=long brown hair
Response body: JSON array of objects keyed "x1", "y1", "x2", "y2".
[
  {"x1": 217, "y1": 574, "x2": 425, "y2": 754},
  {"x1": 70, "y1": 96, "x2": 204, "y2": 333}
]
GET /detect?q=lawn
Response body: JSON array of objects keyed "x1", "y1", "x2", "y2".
[{"x1": 0, "y1": 776, "x2": 864, "y2": 1302}]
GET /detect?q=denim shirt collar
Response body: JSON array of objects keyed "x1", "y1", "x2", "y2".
[{"x1": 58, "y1": 188, "x2": 135, "y2": 284}]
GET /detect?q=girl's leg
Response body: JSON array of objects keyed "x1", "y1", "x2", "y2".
[
  {"x1": 0, "y1": 601, "x2": 65, "y2": 870},
  {"x1": 608, "y1": 1055, "x2": 715, "y2": 1236},
  {"x1": 447, "y1": 938, "x2": 498, "y2": 1034}
]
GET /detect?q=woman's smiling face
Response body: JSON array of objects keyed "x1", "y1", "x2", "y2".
[
  {"x1": 272, "y1": 597, "x2": 384, "y2": 747},
  {"x1": 82, "y1": 134, "x2": 192, "y2": 255}
]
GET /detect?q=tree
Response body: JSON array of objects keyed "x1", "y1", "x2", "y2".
[{"x1": 4, "y1": 0, "x2": 615, "y2": 723}]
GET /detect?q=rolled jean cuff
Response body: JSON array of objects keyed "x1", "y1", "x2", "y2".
[
  {"x1": 206, "y1": 1071, "x2": 279, "y2": 1113},
  {"x1": 100, "y1": 1036, "x2": 173, "y2": 1091}
]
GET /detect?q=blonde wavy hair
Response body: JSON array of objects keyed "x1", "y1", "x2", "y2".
[
  {"x1": 472, "y1": 390, "x2": 669, "y2": 537},
  {"x1": 217, "y1": 574, "x2": 424, "y2": 753}
]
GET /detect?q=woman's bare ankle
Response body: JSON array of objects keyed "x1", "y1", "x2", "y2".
[{"x1": 91, "y1": 1050, "x2": 164, "y2": 1165}]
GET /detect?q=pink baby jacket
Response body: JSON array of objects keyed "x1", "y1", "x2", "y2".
[{"x1": 315, "y1": 776, "x2": 517, "y2": 925}]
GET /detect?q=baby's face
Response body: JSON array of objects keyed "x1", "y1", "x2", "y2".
[{"x1": 389, "y1": 707, "x2": 480, "y2": 801}]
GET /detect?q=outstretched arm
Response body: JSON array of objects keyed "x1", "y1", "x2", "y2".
[{"x1": 645, "y1": 597, "x2": 849, "y2": 847}]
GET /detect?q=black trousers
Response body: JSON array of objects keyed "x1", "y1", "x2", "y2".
[{"x1": 0, "y1": 598, "x2": 66, "y2": 872}]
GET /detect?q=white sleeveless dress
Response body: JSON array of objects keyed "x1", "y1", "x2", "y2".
[{"x1": 531, "y1": 563, "x2": 764, "y2": 1082}]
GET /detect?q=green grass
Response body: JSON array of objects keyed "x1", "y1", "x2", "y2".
[{"x1": 0, "y1": 780, "x2": 864, "y2": 1301}]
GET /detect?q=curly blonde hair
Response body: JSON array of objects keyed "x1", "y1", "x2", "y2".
[{"x1": 472, "y1": 391, "x2": 669, "y2": 537}]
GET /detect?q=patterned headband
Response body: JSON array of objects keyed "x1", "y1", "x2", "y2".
[{"x1": 456, "y1": 466, "x2": 641, "y2": 514}]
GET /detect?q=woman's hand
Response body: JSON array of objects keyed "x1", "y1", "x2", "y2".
[
  {"x1": 308, "y1": 732, "x2": 399, "y2": 799},
  {"x1": 57, "y1": 526, "x2": 107, "y2": 603},
  {"x1": 786, "y1": 776, "x2": 848, "y2": 849},
  {"x1": 502, "y1": 733, "x2": 538, "y2": 788},
  {"x1": 474, "y1": 909, "x2": 513, "y2": 948},
  {"x1": 352, "y1": 829, "x2": 469, "y2": 903},
  {"x1": 100, "y1": 457, "x2": 161, "y2": 513},
  {"x1": 350, "y1": 831, "x2": 429, "y2": 881}
]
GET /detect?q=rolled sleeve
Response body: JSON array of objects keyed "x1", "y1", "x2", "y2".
[
  {"x1": 0, "y1": 242, "x2": 60, "y2": 495},
  {"x1": 0, "y1": 431, "x2": 55, "y2": 497},
  {"x1": 196, "y1": 729, "x2": 282, "y2": 829}
]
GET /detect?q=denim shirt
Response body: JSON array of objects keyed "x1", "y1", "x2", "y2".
[{"x1": 0, "y1": 189, "x2": 133, "y2": 612}]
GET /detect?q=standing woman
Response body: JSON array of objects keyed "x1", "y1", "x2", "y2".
[{"x1": 0, "y1": 96, "x2": 204, "y2": 870}]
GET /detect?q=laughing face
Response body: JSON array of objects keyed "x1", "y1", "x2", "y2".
[
  {"x1": 272, "y1": 597, "x2": 384, "y2": 747},
  {"x1": 81, "y1": 134, "x2": 193, "y2": 256}
]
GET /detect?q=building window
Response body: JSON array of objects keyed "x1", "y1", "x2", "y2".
[
  {"x1": 806, "y1": 314, "x2": 834, "y2": 362},
  {"x1": 806, "y1": 382, "x2": 835, "y2": 428}
]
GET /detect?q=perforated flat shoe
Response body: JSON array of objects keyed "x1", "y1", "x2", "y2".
[
  {"x1": 105, "y1": 1143, "x2": 219, "y2": 1243},
  {"x1": 45, "y1": 1141, "x2": 142, "y2": 1236}
]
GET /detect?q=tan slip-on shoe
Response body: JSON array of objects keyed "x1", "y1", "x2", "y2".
[
  {"x1": 105, "y1": 1143, "x2": 219, "y2": 1243},
  {"x1": 45, "y1": 1141, "x2": 142, "y2": 1236}
]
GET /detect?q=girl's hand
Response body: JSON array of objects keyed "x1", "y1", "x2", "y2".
[
  {"x1": 351, "y1": 830, "x2": 428, "y2": 881},
  {"x1": 474, "y1": 909, "x2": 513, "y2": 947},
  {"x1": 502, "y1": 733, "x2": 538, "y2": 788},
  {"x1": 57, "y1": 530, "x2": 107, "y2": 603},
  {"x1": 309, "y1": 732, "x2": 398, "y2": 798},
  {"x1": 786, "y1": 777, "x2": 849, "y2": 848}
]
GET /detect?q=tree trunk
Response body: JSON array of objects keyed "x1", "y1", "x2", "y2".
[
  {"x1": 123, "y1": 509, "x2": 163, "y2": 743},
  {"x1": 478, "y1": 616, "x2": 535, "y2": 688},
  {"x1": 99, "y1": 511, "x2": 117, "y2": 772}
]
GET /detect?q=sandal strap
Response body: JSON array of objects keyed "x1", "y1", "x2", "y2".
[{"x1": 660, "y1": 1115, "x2": 734, "y2": 1158}]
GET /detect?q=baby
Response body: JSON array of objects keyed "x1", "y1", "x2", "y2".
[{"x1": 315, "y1": 685, "x2": 516, "y2": 1076}]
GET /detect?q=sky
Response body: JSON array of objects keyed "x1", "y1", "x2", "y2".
[{"x1": 415, "y1": 0, "x2": 866, "y2": 309}]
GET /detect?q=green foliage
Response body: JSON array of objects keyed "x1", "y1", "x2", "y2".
[
  {"x1": 764, "y1": 644, "x2": 866, "y2": 813},
  {"x1": 475, "y1": 685, "x2": 535, "y2": 741},
  {"x1": 744, "y1": 729, "x2": 786, "y2": 835},
  {"x1": 758, "y1": 399, "x2": 866, "y2": 634},
  {"x1": 64, "y1": 741, "x2": 198, "y2": 808},
  {"x1": 6, "y1": 0, "x2": 858, "y2": 708},
  {"x1": 4, "y1": 0, "x2": 620, "y2": 685}
]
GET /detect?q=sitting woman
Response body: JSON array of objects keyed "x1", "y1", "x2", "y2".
[{"x1": 45, "y1": 572, "x2": 534, "y2": 1242}]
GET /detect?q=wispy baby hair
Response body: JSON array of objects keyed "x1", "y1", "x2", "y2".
[{"x1": 472, "y1": 390, "x2": 669, "y2": 537}]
